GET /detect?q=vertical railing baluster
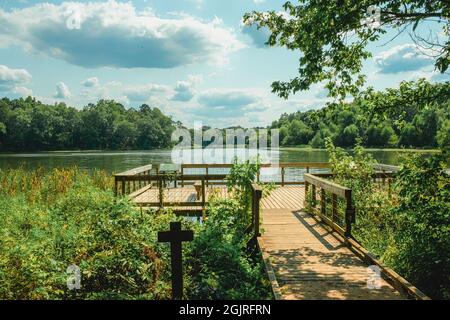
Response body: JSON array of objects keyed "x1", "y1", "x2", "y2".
[
  {"x1": 304, "y1": 180, "x2": 309, "y2": 207},
  {"x1": 311, "y1": 185, "x2": 316, "y2": 208},
  {"x1": 321, "y1": 188, "x2": 326, "y2": 216},
  {"x1": 344, "y1": 190, "x2": 354, "y2": 238},
  {"x1": 332, "y1": 194, "x2": 337, "y2": 224},
  {"x1": 254, "y1": 186, "x2": 262, "y2": 238}
]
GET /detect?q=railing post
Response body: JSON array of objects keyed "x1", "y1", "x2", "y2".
[
  {"x1": 320, "y1": 188, "x2": 326, "y2": 216},
  {"x1": 332, "y1": 194, "x2": 337, "y2": 223},
  {"x1": 304, "y1": 180, "x2": 309, "y2": 207},
  {"x1": 158, "y1": 177, "x2": 164, "y2": 209},
  {"x1": 201, "y1": 178, "x2": 206, "y2": 212},
  {"x1": 121, "y1": 177, "x2": 126, "y2": 196},
  {"x1": 254, "y1": 187, "x2": 262, "y2": 238},
  {"x1": 281, "y1": 167, "x2": 285, "y2": 187},
  {"x1": 311, "y1": 185, "x2": 316, "y2": 208},
  {"x1": 344, "y1": 190, "x2": 355, "y2": 238}
]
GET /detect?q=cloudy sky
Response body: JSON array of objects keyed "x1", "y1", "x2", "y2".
[{"x1": 0, "y1": 0, "x2": 448, "y2": 128}]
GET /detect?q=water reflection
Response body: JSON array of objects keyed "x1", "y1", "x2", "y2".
[{"x1": 0, "y1": 148, "x2": 439, "y2": 173}]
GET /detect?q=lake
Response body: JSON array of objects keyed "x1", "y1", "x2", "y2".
[{"x1": 0, "y1": 148, "x2": 439, "y2": 173}]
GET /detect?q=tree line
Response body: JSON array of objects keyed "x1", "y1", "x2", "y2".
[
  {"x1": 0, "y1": 79, "x2": 448, "y2": 152},
  {"x1": 0, "y1": 98, "x2": 176, "y2": 151},
  {"x1": 271, "y1": 80, "x2": 450, "y2": 149}
]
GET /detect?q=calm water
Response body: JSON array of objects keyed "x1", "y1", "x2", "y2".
[{"x1": 0, "y1": 148, "x2": 439, "y2": 173}]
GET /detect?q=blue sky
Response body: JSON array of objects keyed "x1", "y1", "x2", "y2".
[{"x1": 0, "y1": 0, "x2": 448, "y2": 127}]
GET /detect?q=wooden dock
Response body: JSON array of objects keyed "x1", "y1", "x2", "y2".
[{"x1": 116, "y1": 163, "x2": 427, "y2": 300}]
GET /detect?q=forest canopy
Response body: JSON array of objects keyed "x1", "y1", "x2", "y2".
[
  {"x1": 271, "y1": 79, "x2": 450, "y2": 149},
  {"x1": 0, "y1": 98, "x2": 176, "y2": 151}
]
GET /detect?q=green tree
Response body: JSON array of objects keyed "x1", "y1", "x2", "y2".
[{"x1": 244, "y1": 1, "x2": 449, "y2": 99}]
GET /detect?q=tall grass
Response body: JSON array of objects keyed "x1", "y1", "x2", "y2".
[
  {"x1": 0, "y1": 167, "x2": 178, "y2": 299},
  {"x1": 0, "y1": 167, "x2": 272, "y2": 300}
]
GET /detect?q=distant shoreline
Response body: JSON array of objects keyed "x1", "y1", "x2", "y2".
[{"x1": 0, "y1": 147, "x2": 441, "y2": 156}]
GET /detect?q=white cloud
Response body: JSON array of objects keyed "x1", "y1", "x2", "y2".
[
  {"x1": 0, "y1": 1, "x2": 244, "y2": 69},
  {"x1": 54, "y1": 81, "x2": 71, "y2": 99},
  {"x1": 171, "y1": 75, "x2": 203, "y2": 102},
  {"x1": 123, "y1": 83, "x2": 171, "y2": 102},
  {"x1": 375, "y1": 44, "x2": 434, "y2": 74},
  {"x1": 82, "y1": 77, "x2": 99, "y2": 88},
  {"x1": 172, "y1": 81, "x2": 195, "y2": 102},
  {"x1": 198, "y1": 89, "x2": 261, "y2": 108},
  {"x1": 0, "y1": 65, "x2": 32, "y2": 97}
]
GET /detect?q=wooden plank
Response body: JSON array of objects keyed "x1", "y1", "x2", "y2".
[{"x1": 260, "y1": 208, "x2": 406, "y2": 300}]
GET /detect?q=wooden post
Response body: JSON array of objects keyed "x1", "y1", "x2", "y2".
[
  {"x1": 281, "y1": 167, "x2": 285, "y2": 186},
  {"x1": 158, "y1": 178, "x2": 164, "y2": 209},
  {"x1": 121, "y1": 178, "x2": 126, "y2": 196},
  {"x1": 304, "y1": 181, "x2": 309, "y2": 207},
  {"x1": 311, "y1": 185, "x2": 316, "y2": 208},
  {"x1": 114, "y1": 177, "x2": 118, "y2": 197},
  {"x1": 201, "y1": 178, "x2": 206, "y2": 215},
  {"x1": 181, "y1": 166, "x2": 184, "y2": 187},
  {"x1": 344, "y1": 190, "x2": 355, "y2": 238},
  {"x1": 158, "y1": 222, "x2": 194, "y2": 300},
  {"x1": 320, "y1": 188, "x2": 326, "y2": 216},
  {"x1": 332, "y1": 194, "x2": 337, "y2": 224},
  {"x1": 253, "y1": 186, "x2": 262, "y2": 238}
]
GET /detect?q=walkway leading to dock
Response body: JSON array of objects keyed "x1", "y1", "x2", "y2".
[{"x1": 258, "y1": 187, "x2": 403, "y2": 300}]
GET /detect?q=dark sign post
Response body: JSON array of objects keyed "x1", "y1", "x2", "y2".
[{"x1": 158, "y1": 221, "x2": 193, "y2": 300}]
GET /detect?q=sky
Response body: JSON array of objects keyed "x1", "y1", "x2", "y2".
[{"x1": 0, "y1": 0, "x2": 448, "y2": 128}]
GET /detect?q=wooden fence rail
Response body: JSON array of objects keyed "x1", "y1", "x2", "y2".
[
  {"x1": 114, "y1": 174, "x2": 228, "y2": 209},
  {"x1": 304, "y1": 173, "x2": 355, "y2": 238}
]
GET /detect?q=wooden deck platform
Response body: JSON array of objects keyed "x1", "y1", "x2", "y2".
[{"x1": 131, "y1": 184, "x2": 406, "y2": 299}]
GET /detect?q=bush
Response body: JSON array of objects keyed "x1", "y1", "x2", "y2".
[
  {"x1": 0, "y1": 168, "x2": 178, "y2": 299},
  {"x1": 187, "y1": 198, "x2": 272, "y2": 299},
  {"x1": 0, "y1": 165, "x2": 273, "y2": 300},
  {"x1": 383, "y1": 153, "x2": 450, "y2": 299},
  {"x1": 323, "y1": 141, "x2": 450, "y2": 299}
]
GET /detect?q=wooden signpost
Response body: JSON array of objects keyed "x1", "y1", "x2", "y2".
[{"x1": 158, "y1": 221, "x2": 193, "y2": 300}]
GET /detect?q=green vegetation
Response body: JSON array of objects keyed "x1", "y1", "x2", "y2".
[
  {"x1": 322, "y1": 140, "x2": 450, "y2": 299},
  {"x1": 0, "y1": 97, "x2": 176, "y2": 151},
  {"x1": 272, "y1": 80, "x2": 450, "y2": 149},
  {"x1": 244, "y1": 1, "x2": 449, "y2": 99},
  {"x1": 0, "y1": 165, "x2": 271, "y2": 300}
]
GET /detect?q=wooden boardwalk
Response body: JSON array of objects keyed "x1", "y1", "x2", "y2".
[
  {"x1": 131, "y1": 185, "x2": 405, "y2": 299},
  {"x1": 259, "y1": 186, "x2": 404, "y2": 300}
]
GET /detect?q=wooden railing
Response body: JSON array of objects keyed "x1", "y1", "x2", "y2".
[
  {"x1": 114, "y1": 173, "x2": 227, "y2": 210},
  {"x1": 180, "y1": 162, "x2": 330, "y2": 186},
  {"x1": 114, "y1": 164, "x2": 155, "y2": 196},
  {"x1": 304, "y1": 173, "x2": 355, "y2": 238},
  {"x1": 304, "y1": 170, "x2": 430, "y2": 300}
]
